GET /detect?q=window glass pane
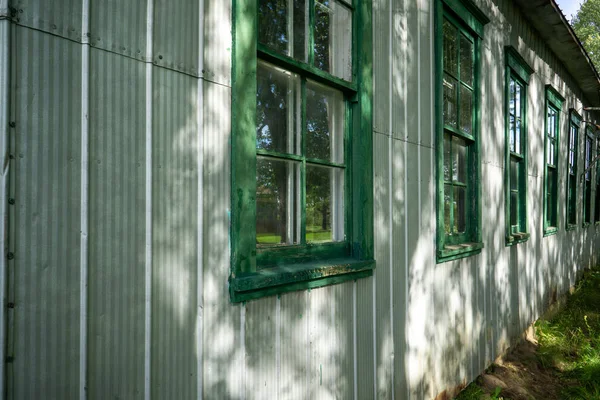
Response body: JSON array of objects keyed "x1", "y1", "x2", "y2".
[
  {"x1": 547, "y1": 167, "x2": 556, "y2": 225},
  {"x1": 509, "y1": 114, "x2": 515, "y2": 153},
  {"x1": 443, "y1": 133, "x2": 451, "y2": 182},
  {"x1": 314, "y1": 0, "x2": 352, "y2": 81},
  {"x1": 515, "y1": 83, "x2": 521, "y2": 118},
  {"x1": 510, "y1": 158, "x2": 518, "y2": 191},
  {"x1": 547, "y1": 107, "x2": 556, "y2": 138},
  {"x1": 306, "y1": 80, "x2": 344, "y2": 163},
  {"x1": 256, "y1": 61, "x2": 301, "y2": 155},
  {"x1": 510, "y1": 191, "x2": 518, "y2": 226},
  {"x1": 452, "y1": 137, "x2": 467, "y2": 183},
  {"x1": 460, "y1": 34, "x2": 473, "y2": 86},
  {"x1": 454, "y1": 186, "x2": 466, "y2": 234},
  {"x1": 515, "y1": 116, "x2": 521, "y2": 154},
  {"x1": 586, "y1": 137, "x2": 592, "y2": 181},
  {"x1": 460, "y1": 85, "x2": 472, "y2": 134},
  {"x1": 258, "y1": 0, "x2": 308, "y2": 61},
  {"x1": 443, "y1": 74, "x2": 458, "y2": 128},
  {"x1": 444, "y1": 184, "x2": 452, "y2": 235},
  {"x1": 258, "y1": 0, "x2": 290, "y2": 54},
  {"x1": 256, "y1": 157, "x2": 301, "y2": 245},
  {"x1": 509, "y1": 80, "x2": 515, "y2": 116},
  {"x1": 443, "y1": 20, "x2": 458, "y2": 77},
  {"x1": 306, "y1": 164, "x2": 344, "y2": 242}
]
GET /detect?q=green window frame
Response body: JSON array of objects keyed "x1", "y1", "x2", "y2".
[
  {"x1": 583, "y1": 126, "x2": 593, "y2": 227},
  {"x1": 504, "y1": 47, "x2": 533, "y2": 246},
  {"x1": 543, "y1": 85, "x2": 564, "y2": 236},
  {"x1": 595, "y1": 136, "x2": 600, "y2": 224},
  {"x1": 435, "y1": 0, "x2": 489, "y2": 263},
  {"x1": 566, "y1": 109, "x2": 580, "y2": 230},
  {"x1": 230, "y1": 0, "x2": 374, "y2": 302}
]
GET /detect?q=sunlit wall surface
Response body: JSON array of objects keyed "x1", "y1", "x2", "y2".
[{"x1": 1, "y1": 0, "x2": 598, "y2": 398}]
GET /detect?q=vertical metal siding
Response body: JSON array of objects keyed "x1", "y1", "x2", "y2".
[
  {"x1": 0, "y1": 15, "x2": 9, "y2": 400},
  {"x1": 202, "y1": 80, "x2": 241, "y2": 399},
  {"x1": 203, "y1": 0, "x2": 231, "y2": 86},
  {"x1": 10, "y1": 26, "x2": 82, "y2": 400},
  {"x1": 87, "y1": 48, "x2": 146, "y2": 399},
  {"x1": 12, "y1": 0, "x2": 83, "y2": 41},
  {"x1": 89, "y1": 0, "x2": 149, "y2": 61},
  {"x1": 152, "y1": 0, "x2": 201, "y2": 77},
  {"x1": 151, "y1": 66, "x2": 199, "y2": 399}
]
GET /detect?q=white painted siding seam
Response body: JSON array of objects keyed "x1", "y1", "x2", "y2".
[
  {"x1": 0, "y1": 16, "x2": 9, "y2": 399},
  {"x1": 196, "y1": 1, "x2": 205, "y2": 397},
  {"x1": 79, "y1": 25, "x2": 90, "y2": 400},
  {"x1": 352, "y1": 282, "x2": 358, "y2": 400},
  {"x1": 387, "y1": 0, "x2": 395, "y2": 397},
  {"x1": 144, "y1": 3, "x2": 153, "y2": 399}
]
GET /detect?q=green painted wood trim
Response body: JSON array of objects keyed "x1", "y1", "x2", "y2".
[
  {"x1": 230, "y1": 0, "x2": 374, "y2": 302},
  {"x1": 257, "y1": 46, "x2": 358, "y2": 91},
  {"x1": 435, "y1": 0, "x2": 483, "y2": 262},
  {"x1": 231, "y1": 0, "x2": 258, "y2": 274},
  {"x1": 570, "y1": 108, "x2": 582, "y2": 125},
  {"x1": 543, "y1": 87, "x2": 561, "y2": 235},
  {"x1": 437, "y1": 242, "x2": 484, "y2": 263},
  {"x1": 566, "y1": 111, "x2": 579, "y2": 228},
  {"x1": 232, "y1": 265, "x2": 373, "y2": 303},
  {"x1": 504, "y1": 62, "x2": 529, "y2": 246},
  {"x1": 506, "y1": 232, "x2": 530, "y2": 246},
  {"x1": 231, "y1": 258, "x2": 374, "y2": 292},
  {"x1": 505, "y1": 46, "x2": 534, "y2": 84},
  {"x1": 442, "y1": 0, "x2": 489, "y2": 38},
  {"x1": 546, "y1": 84, "x2": 565, "y2": 108},
  {"x1": 353, "y1": 0, "x2": 374, "y2": 261},
  {"x1": 257, "y1": 241, "x2": 349, "y2": 266}
]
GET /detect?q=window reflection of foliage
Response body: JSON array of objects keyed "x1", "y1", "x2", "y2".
[
  {"x1": 314, "y1": 1, "x2": 331, "y2": 72},
  {"x1": 306, "y1": 88, "x2": 333, "y2": 232},
  {"x1": 258, "y1": 0, "x2": 289, "y2": 54},
  {"x1": 256, "y1": 66, "x2": 291, "y2": 241}
]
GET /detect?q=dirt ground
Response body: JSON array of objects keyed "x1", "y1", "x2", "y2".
[{"x1": 474, "y1": 336, "x2": 564, "y2": 400}]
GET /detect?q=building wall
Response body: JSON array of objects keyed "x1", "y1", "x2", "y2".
[{"x1": 1, "y1": 0, "x2": 598, "y2": 399}]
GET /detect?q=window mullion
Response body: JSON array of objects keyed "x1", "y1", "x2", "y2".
[{"x1": 300, "y1": 78, "x2": 307, "y2": 245}]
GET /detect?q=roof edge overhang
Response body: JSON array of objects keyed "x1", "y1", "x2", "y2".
[{"x1": 512, "y1": 0, "x2": 600, "y2": 107}]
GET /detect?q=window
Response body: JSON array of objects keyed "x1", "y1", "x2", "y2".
[
  {"x1": 543, "y1": 86, "x2": 564, "y2": 236},
  {"x1": 596, "y1": 136, "x2": 600, "y2": 224},
  {"x1": 583, "y1": 126, "x2": 593, "y2": 226},
  {"x1": 230, "y1": 0, "x2": 374, "y2": 302},
  {"x1": 566, "y1": 110, "x2": 580, "y2": 230},
  {"x1": 504, "y1": 47, "x2": 533, "y2": 246},
  {"x1": 435, "y1": 0, "x2": 488, "y2": 263}
]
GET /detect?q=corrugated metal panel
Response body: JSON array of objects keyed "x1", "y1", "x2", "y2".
[
  {"x1": 279, "y1": 291, "x2": 309, "y2": 399},
  {"x1": 372, "y1": 0, "x2": 391, "y2": 135},
  {"x1": 373, "y1": 131, "x2": 393, "y2": 399},
  {"x1": 203, "y1": 0, "x2": 231, "y2": 85},
  {"x1": 11, "y1": 0, "x2": 83, "y2": 41},
  {"x1": 0, "y1": 17, "x2": 8, "y2": 400},
  {"x1": 355, "y1": 277, "x2": 375, "y2": 399},
  {"x1": 10, "y1": 26, "x2": 82, "y2": 400},
  {"x1": 89, "y1": 0, "x2": 148, "y2": 61},
  {"x1": 245, "y1": 297, "x2": 278, "y2": 397},
  {"x1": 153, "y1": 0, "x2": 201, "y2": 77},
  {"x1": 201, "y1": 81, "x2": 243, "y2": 399},
  {"x1": 151, "y1": 66, "x2": 200, "y2": 399},
  {"x1": 87, "y1": 47, "x2": 146, "y2": 399},
  {"x1": 305, "y1": 284, "x2": 354, "y2": 399}
]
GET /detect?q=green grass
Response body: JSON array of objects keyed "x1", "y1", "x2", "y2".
[
  {"x1": 256, "y1": 227, "x2": 332, "y2": 244},
  {"x1": 455, "y1": 268, "x2": 600, "y2": 400},
  {"x1": 535, "y1": 269, "x2": 600, "y2": 398}
]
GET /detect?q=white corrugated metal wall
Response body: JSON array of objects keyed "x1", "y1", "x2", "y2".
[{"x1": 1, "y1": 0, "x2": 599, "y2": 399}]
